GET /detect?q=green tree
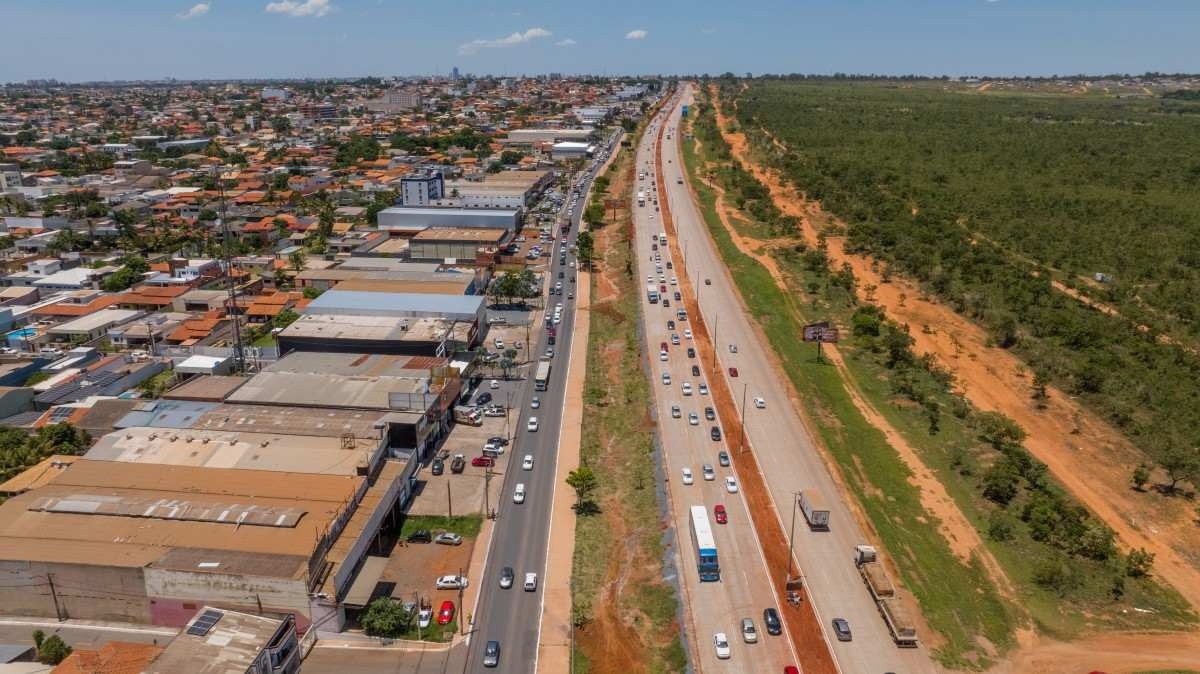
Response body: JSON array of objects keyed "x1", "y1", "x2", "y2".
[
  {"x1": 302, "y1": 286, "x2": 323, "y2": 299},
  {"x1": 273, "y1": 307, "x2": 300, "y2": 330},
  {"x1": 981, "y1": 457, "x2": 1021, "y2": 505},
  {"x1": 360, "y1": 597, "x2": 412, "y2": 637},
  {"x1": 270, "y1": 116, "x2": 291, "y2": 133},
  {"x1": 101, "y1": 255, "x2": 150, "y2": 292},
  {"x1": 566, "y1": 467, "x2": 599, "y2": 507},
  {"x1": 975, "y1": 411, "x2": 1027, "y2": 449},
  {"x1": 1130, "y1": 463, "x2": 1151, "y2": 491},
  {"x1": 575, "y1": 231, "x2": 594, "y2": 269},
  {"x1": 1158, "y1": 444, "x2": 1198, "y2": 492},
  {"x1": 37, "y1": 634, "x2": 72, "y2": 665},
  {"x1": 1126, "y1": 548, "x2": 1155, "y2": 577},
  {"x1": 289, "y1": 250, "x2": 306, "y2": 272}
]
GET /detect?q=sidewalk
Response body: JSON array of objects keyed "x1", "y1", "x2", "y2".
[{"x1": 535, "y1": 265, "x2": 590, "y2": 673}]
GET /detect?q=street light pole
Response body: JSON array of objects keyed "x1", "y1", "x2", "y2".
[
  {"x1": 787, "y1": 491, "x2": 800, "y2": 581},
  {"x1": 738, "y1": 383, "x2": 748, "y2": 454}
]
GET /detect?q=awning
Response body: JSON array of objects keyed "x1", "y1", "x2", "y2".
[{"x1": 342, "y1": 555, "x2": 390, "y2": 608}]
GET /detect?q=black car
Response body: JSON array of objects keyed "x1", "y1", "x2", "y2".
[
  {"x1": 407, "y1": 529, "x2": 432, "y2": 544},
  {"x1": 691, "y1": 365, "x2": 701, "y2": 377},
  {"x1": 705, "y1": 278, "x2": 712, "y2": 285},
  {"x1": 663, "y1": 299, "x2": 670, "y2": 307},
  {"x1": 710, "y1": 426, "x2": 722, "y2": 441},
  {"x1": 488, "y1": 436, "x2": 509, "y2": 447},
  {"x1": 687, "y1": 347, "x2": 696, "y2": 358},
  {"x1": 558, "y1": 271, "x2": 564, "y2": 279},
  {"x1": 832, "y1": 618, "x2": 852, "y2": 642},
  {"x1": 483, "y1": 640, "x2": 501, "y2": 667},
  {"x1": 763, "y1": 607, "x2": 783, "y2": 636},
  {"x1": 667, "y1": 320, "x2": 676, "y2": 330},
  {"x1": 431, "y1": 458, "x2": 444, "y2": 475},
  {"x1": 451, "y1": 455, "x2": 466, "y2": 473},
  {"x1": 705, "y1": 406, "x2": 716, "y2": 421},
  {"x1": 674, "y1": 291, "x2": 682, "y2": 301},
  {"x1": 476, "y1": 392, "x2": 493, "y2": 406}
]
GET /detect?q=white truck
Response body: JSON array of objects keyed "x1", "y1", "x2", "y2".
[
  {"x1": 637, "y1": 190, "x2": 646, "y2": 207},
  {"x1": 798, "y1": 489, "x2": 830, "y2": 530},
  {"x1": 854, "y1": 545, "x2": 918, "y2": 647}
]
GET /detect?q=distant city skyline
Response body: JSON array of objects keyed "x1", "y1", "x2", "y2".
[{"x1": 4, "y1": 0, "x2": 1199, "y2": 83}]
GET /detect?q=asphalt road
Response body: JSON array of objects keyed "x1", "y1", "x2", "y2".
[
  {"x1": 661, "y1": 85, "x2": 936, "y2": 674},
  {"x1": 631, "y1": 101, "x2": 799, "y2": 673},
  {"x1": 456, "y1": 131, "x2": 622, "y2": 674}
]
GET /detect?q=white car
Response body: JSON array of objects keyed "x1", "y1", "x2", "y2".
[
  {"x1": 436, "y1": 575, "x2": 469, "y2": 590},
  {"x1": 522, "y1": 454, "x2": 534, "y2": 470},
  {"x1": 699, "y1": 383, "x2": 709, "y2": 396},
  {"x1": 684, "y1": 329, "x2": 693, "y2": 339},
  {"x1": 490, "y1": 379, "x2": 501, "y2": 389},
  {"x1": 659, "y1": 351, "x2": 668, "y2": 362},
  {"x1": 688, "y1": 412, "x2": 699, "y2": 426},
  {"x1": 753, "y1": 397, "x2": 766, "y2": 409},
  {"x1": 714, "y1": 632, "x2": 731, "y2": 659},
  {"x1": 513, "y1": 483, "x2": 527, "y2": 504},
  {"x1": 527, "y1": 417, "x2": 539, "y2": 432},
  {"x1": 725, "y1": 476, "x2": 739, "y2": 494},
  {"x1": 670, "y1": 277, "x2": 678, "y2": 285},
  {"x1": 494, "y1": 339, "x2": 504, "y2": 349},
  {"x1": 681, "y1": 467, "x2": 694, "y2": 485},
  {"x1": 524, "y1": 572, "x2": 538, "y2": 592},
  {"x1": 702, "y1": 464, "x2": 715, "y2": 481},
  {"x1": 682, "y1": 382, "x2": 693, "y2": 396},
  {"x1": 671, "y1": 405, "x2": 681, "y2": 419},
  {"x1": 418, "y1": 607, "x2": 433, "y2": 629},
  {"x1": 531, "y1": 397, "x2": 540, "y2": 409},
  {"x1": 662, "y1": 372, "x2": 671, "y2": 385}
]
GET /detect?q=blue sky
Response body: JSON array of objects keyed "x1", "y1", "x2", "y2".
[{"x1": 3, "y1": 0, "x2": 1198, "y2": 82}]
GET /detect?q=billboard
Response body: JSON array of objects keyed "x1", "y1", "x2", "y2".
[{"x1": 802, "y1": 321, "x2": 839, "y2": 343}]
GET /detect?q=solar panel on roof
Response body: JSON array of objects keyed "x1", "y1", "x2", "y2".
[{"x1": 186, "y1": 608, "x2": 223, "y2": 636}]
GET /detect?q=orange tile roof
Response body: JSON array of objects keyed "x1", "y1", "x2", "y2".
[
  {"x1": 33, "y1": 295, "x2": 120, "y2": 317},
  {"x1": 51, "y1": 641, "x2": 162, "y2": 674}
]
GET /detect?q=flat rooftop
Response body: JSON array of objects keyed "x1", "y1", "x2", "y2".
[
  {"x1": 226, "y1": 353, "x2": 452, "y2": 410},
  {"x1": 0, "y1": 459, "x2": 360, "y2": 572},
  {"x1": 86, "y1": 426, "x2": 377, "y2": 476},
  {"x1": 278, "y1": 313, "x2": 459, "y2": 343},
  {"x1": 303, "y1": 289, "x2": 484, "y2": 318},
  {"x1": 147, "y1": 607, "x2": 289, "y2": 674},
  {"x1": 163, "y1": 375, "x2": 249, "y2": 401},
  {"x1": 411, "y1": 227, "x2": 506, "y2": 243},
  {"x1": 192, "y1": 403, "x2": 390, "y2": 439}
]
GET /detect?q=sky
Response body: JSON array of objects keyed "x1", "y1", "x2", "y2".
[{"x1": 3, "y1": 0, "x2": 1198, "y2": 82}]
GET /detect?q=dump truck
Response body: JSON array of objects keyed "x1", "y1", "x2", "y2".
[
  {"x1": 854, "y1": 545, "x2": 918, "y2": 647},
  {"x1": 798, "y1": 489, "x2": 830, "y2": 530}
]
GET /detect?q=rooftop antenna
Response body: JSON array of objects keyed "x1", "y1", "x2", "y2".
[{"x1": 213, "y1": 164, "x2": 245, "y2": 373}]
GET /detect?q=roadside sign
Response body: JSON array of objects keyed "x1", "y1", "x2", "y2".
[{"x1": 802, "y1": 321, "x2": 838, "y2": 362}]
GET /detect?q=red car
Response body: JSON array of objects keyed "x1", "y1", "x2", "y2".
[
  {"x1": 784, "y1": 667, "x2": 800, "y2": 674},
  {"x1": 729, "y1": 367, "x2": 739, "y2": 377},
  {"x1": 438, "y1": 600, "x2": 456, "y2": 625},
  {"x1": 714, "y1": 504, "x2": 727, "y2": 524},
  {"x1": 659, "y1": 284, "x2": 667, "y2": 293},
  {"x1": 660, "y1": 341, "x2": 669, "y2": 352},
  {"x1": 471, "y1": 456, "x2": 494, "y2": 467}
]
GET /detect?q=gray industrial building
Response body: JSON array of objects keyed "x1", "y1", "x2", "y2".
[{"x1": 376, "y1": 206, "x2": 521, "y2": 234}]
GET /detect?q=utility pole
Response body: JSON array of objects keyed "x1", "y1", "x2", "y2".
[
  {"x1": 446, "y1": 481, "x2": 452, "y2": 518},
  {"x1": 413, "y1": 591, "x2": 422, "y2": 642},
  {"x1": 46, "y1": 573, "x2": 63, "y2": 622},
  {"x1": 786, "y1": 492, "x2": 800, "y2": 582},
  {"x1": 484, "y1": 464, "x2": 494, "y2": 519},
  {"x1": 458, "y1": 567, "x2": 466, "y2": 636}
]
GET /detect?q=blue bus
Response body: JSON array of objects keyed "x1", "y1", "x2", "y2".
[{"x1": 689, "y1": 505, "x2": 720, "y2": 581}]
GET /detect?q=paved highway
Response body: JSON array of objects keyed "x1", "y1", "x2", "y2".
[
  {"x1": 660, "y1": 85, "x2": 935, "y2": 674},
  {"x1": 631, "y1": 100, "x2": 800, "y2": 672},
  {"x1": 460, "y1": 131, "x2": 622, "y2": 674}
]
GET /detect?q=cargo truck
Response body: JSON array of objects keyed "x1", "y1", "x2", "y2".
[
  {"x1": 798, "y1": 489, "x2": 830, "y2": 530},
  {"x1": 646, "y1": 284, "x2": 660, "y2": 304},
  {"x1": 453, "y1": 406, "x2": 482, "y2": 426},
  {"x1": 853, "y1": 545, "x2": 918, "y2": 647}
]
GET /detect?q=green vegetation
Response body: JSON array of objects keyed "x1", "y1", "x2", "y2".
[
  {"x1": 573, "y1": 125, "x2": 685, "y2": 674},
  {"x1": 33, "y1": 632, "x2": 71, "y2": 665},
  {"x1": 335, "y1": 133, "x2": 382, "y2": 167},
  {"x1": 487, "y1": 269, "x2": 539, "y2": 305},
  {"x1": 137, "y1": 370, "x2": 175, "y2": 399},
  {"x1": 398, "y1": 514, "x2": 483, "y2": 539},
  {"x1": 727, "y1": 79, "x2": 1200, "y2": 494},
  {"x1": 101, "y1": 254, "x2": 150, "y2": 291},
  {"x1": 0, "y1": 423, "x2": 92, "y2": 485},
  {"x1": 683, "y1": 94, "x2": 1195, "y2": 666}
]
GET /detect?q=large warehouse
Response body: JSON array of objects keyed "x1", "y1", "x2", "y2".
[{"x1": 376, "y1": 206, "x2": 521, "y2": 234}]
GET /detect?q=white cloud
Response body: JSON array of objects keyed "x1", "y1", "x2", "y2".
[
  {"x1": 459, "y1": 27, "x2": 552, "y2": 55},
  {"x1": 177, "y1": 2, "x2": 210, "y2": 19},
  {"x1": 264, "y1": 0, "x2": 334, "y2": 18},
  {"x1": 625, "y1": 29, "x2": 648, "y2": 40},
  {"x1": 555, "y1": 38, "x2": 577, "y2": 47}
]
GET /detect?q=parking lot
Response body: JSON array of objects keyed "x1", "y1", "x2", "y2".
[{"x1": 407, "y1": 412, "x2": 513, "y2": 518}]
